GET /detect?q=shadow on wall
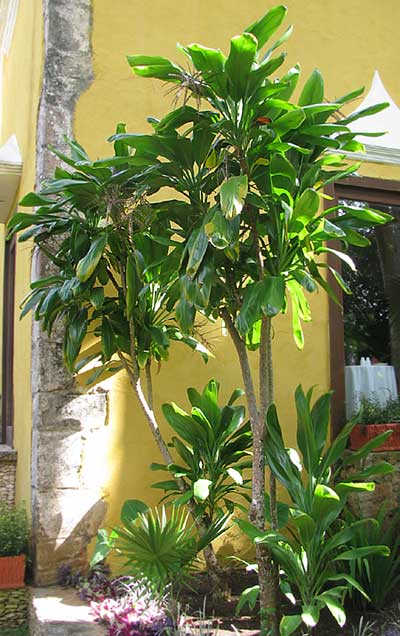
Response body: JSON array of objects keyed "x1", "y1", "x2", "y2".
[{"x1": 31, "y1": 498, "x2": 107, "y2": 586}]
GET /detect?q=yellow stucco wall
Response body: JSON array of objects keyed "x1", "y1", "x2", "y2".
[
  {"x1": 72, "y1": 0, "x2": 400, "y2": 549},
  {"x1": 1, "y1": 0, "x2": 43, "y2": 507},
  {"x1": 2, "y1": 0, "x2": 400, "y2": 560}
]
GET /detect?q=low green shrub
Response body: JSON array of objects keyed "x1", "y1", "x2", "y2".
[
  {"x1": 0, "y1": 502, "x2": 29, "y2": 557},
  {"x1": 359, "y1": 396, "x2": 400, "y2": 424}
]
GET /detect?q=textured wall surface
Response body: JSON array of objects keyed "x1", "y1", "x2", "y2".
[
  {"x1": 31, "y1": 0, "x2": 108, "y2": 585},
  {"x1": 0, "y1": 587, "x2": 28, "y2": 628},
  {"x1": 0, "y1": 446, "x2": 16, "y2": 506},
  {"x1": 347, "y1": 450, "x2": 400, "y2": 519}
]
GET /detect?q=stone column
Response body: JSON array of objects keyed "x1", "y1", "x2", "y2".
[{"x1": 31, "y1": 0, "x2": 108, "y2": 585}]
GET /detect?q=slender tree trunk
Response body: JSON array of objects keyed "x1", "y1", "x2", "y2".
[
  {"x1": 117, "y1": 350, "x2": 225, "y2": 595},
  {"x1": 259, "y1": 317, "x2": 279, "y2": 635},
  {"x1": 222, "y1": 309, "x2": 279, "y2": 635}
]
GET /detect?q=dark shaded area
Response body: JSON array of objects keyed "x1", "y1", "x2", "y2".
[{"x1": 342, "y1": 201, "x2": 400, "y2": 368}]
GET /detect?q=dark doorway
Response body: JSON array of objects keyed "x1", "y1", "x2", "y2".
[{"x1": 327, "y1": 177, "x2": 400, "y2": 437}]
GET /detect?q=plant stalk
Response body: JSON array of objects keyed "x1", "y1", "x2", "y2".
[{"x1": 117, "y1": 348, "x2": 225, "y2": 596}]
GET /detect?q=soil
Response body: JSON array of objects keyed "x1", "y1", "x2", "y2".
[{"x1": 179, "y1": 569, "x2": 400, "y2": 636}]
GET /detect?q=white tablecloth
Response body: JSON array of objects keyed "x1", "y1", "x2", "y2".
[{"x1": 345, "y1": 364, "x2": 398, "y2": 419}]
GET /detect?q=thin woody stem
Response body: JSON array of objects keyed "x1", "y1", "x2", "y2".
[
  {"x1": 145, "y1": 359, "x2": 154, "y2": 412},
  {"x1": 220, "y1": 307, "x2": 259, "y2": 428}
]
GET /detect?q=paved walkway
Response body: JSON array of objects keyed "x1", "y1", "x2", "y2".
[{"x1": 30, "y1": 587, "x2": 105, "y2": 636}]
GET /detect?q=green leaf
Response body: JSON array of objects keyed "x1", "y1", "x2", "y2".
[
  {"x1": 299, "y1": 69, "x2": 324, "y2": 106},
  {"x1": 193, "y1": 478, "x2": 212, "y2": 501},
  {"x1": 90, "y1": 528, "x2": 113, "y2": 567},
  {"x1": 225, "y1": 33, "x2": 257, "y2": 100},
  {"x1": 187, "y1": 228, "x2": 208, "y2": 277},
  {"x1": 245, "y1": 5, "x2": 287, "y2": 50},
  {"x1": 301, "y1": 605, "x2": 320, "y2": 628},
  {"x1": 101, "y1": 317, "x2": 115, "y2": 361},
  {"x1": 336, "y1": 545, "x2": 390, "y2": 560},
  {"x1": 260, "y1": 275, "x2": 285, "y2": 317},
  {"x1": 90, "y1": 287, "x2": 104, "y2": 309},
  {"x1": 64, "y1": 308, "x2": 88, "y2": 373},
  {"x1": 292, "y1": 188, "x2": 320, "y2": 226},
  {"x1": 220, "y1": 175, "x2": 248, "y2": 219},
  {"x1": 341, "y1": 101, "x2": 389, "y2": 125},
  {"x1": 176, "y1": 297, "x2": 195, "y2": 334},
  {"x1": 236, "y1": 282, "x2": 263, "y2": 335},
  {"x1": 183, "y1": 44, "x2": 227, "y2": 96},
  {"x1": 127, "y1": 54, "x2": 182, "y2": 81},
  {"x1": 318, "y1": 594, "x2": 346, "y2": 627},
  {"x1": 120, "y1": 499, "x2": 148, "y2": 525},
  {"x1": 273, "y1": 109, "x2": 305, "y2": 135},
  {"x1": 76, "y1": 235, "x2": 107, "y2": 282},
  {"x1": 279, "y1": 614, "x2": 302, "y2": 636},
  {"x1": 236, "y1": 585, "x2": 259, "y2": 614}
]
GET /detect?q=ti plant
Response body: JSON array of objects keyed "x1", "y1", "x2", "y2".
[
  {"x1": 151, "y1": 379, "x2": 252, "y2": 520},
  {"x1": 9, "y1": 3, "x2": 392, "y2": 628},
  {"x1": 237, "y1": 386, "x2": 393, "y2": 635}
]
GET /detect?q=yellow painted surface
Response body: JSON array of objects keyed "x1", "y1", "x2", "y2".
[
  {"x1": 72, "y1": 0, "x2": 400, "y2": 551},
  {"x1": 1, "y1": 0, "x2": 43, "y2": 507},
  {"x1": 4, "y1": 0, "x2": 400, "y2": 557}
]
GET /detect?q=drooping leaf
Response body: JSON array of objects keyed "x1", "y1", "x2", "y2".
[{"x1": 220, "y1": 175, "x2": 248, "y2": 219}]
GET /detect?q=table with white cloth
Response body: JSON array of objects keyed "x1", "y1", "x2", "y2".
[{"x1": 345, "y1": 364, "x2": 398, "y2": 419}]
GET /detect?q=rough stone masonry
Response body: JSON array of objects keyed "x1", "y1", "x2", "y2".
[{"x1": 31, "y1": 0, "x2": 108, "y2": 585}]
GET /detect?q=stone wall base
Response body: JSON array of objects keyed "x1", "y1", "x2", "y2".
[
  {"x1": 0, "y1": 587, "x2": 28, "y2": 627},
  {"x1": 345, "y1": 449, "x2": 400, "y2": 518},
  {"x1": 0, "y1": 446, "x2": 17, "y2": 506}
]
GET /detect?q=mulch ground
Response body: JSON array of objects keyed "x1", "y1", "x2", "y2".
[{"x1": 179, "y1": 569, "x2": 400, "y2": 635}]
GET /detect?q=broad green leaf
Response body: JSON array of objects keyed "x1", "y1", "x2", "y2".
[
  {"x1": 317, "y1": 593, "x2": 346, "y2": 627},
  {"x1": 120, "y1": 499, "x2": 148, "y2": 525},
  {"x1": 90, "y1": 528, "x2": 113, "y2": 567},
  {"x1": 90, "y1": 287, "x2": 104, "y2": 309},
  {"x1": 220, "y1": 175, "x2": 248, "y2": 219},
  {"x1": 236, "y1": 585, "x2": 259, "y2": 614},
  {"x1": 292, "y1": 188, "x2": 320, "y2": 226},
  {"x1": 245, "y1": 5, "x2": 287, "y2": 50},
  {"x1": 280, "y1": 614, "x2": 302, "y2": 636},
  {"x1": 301, "y1": 605, "x2": 320, "y2": 628},
  {"x1": 176, "y1": 297, "x2": 195, "y2": 334},
  {"x1": 76, "y1": 235, "x2": 107, "y2": 282},
  {"x1": 225, "y1": 33, "x2": 257, "y2": 100},
  {"x1": 299, "y1": 69, "x2": 324, "y2": 106},
  {"x1": 272, "y1": 108, "x2": 305, "y2": 135},
  {"x1": 187, "y1": 228, "x2": 208, "y2": 277},
  {"x1": 193, "y1": 478, "x2": 212, "y2": 501},
  {"x1": 236, "y1": 282, "x2": 263, "y2": 335},
  {"x1": 260, "y1": 276, "x2": 285, "y2": 317},
  {"x1": 127, "y1": 54, "x2": 181, "y2": 81},
  {"x1": 101, "y1": 317, "x2": 115, "y2": 361},
  {"x1": 183, "y1": 43, "x2": 227, "y2": 96}
]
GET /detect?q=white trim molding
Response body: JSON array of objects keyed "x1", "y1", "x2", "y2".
[{"x1": 0, "y1": 135, "x2": 22, "y2": 223}]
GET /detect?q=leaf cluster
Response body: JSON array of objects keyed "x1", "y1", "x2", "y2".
[
  {"x1": 237, "y1": 387, "x2": 394, "y2": 634},
  {"x1": 0, "y1": 502, "x2": 29, "y2": 557},
  {"x1": 151, "y1": 379, "x2": 252, "y2": 518}
]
